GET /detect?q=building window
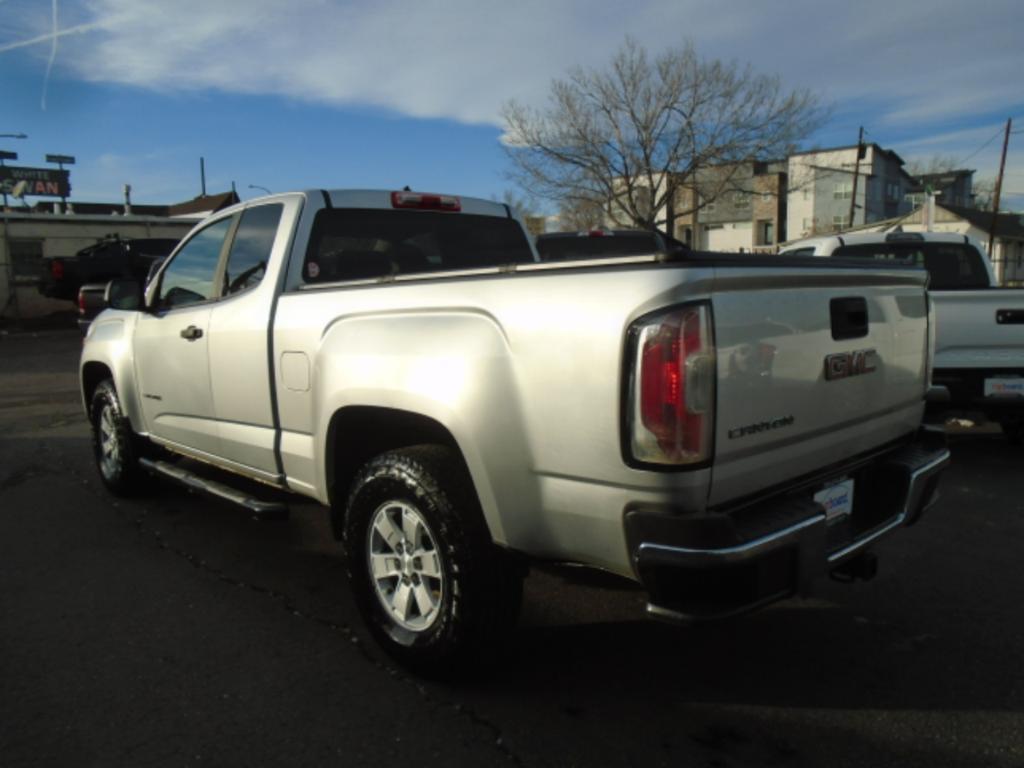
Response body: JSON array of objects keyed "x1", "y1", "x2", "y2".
[
  {"x1": 886, "y1": 183, "x2": 900, "y2": 200},
  {"x1": 905, "y1": 193, "x2": 925, "y2": 206},
  {"x1": 9, "y1": 239, "x2": 44, "y2": 285},
  {"x1": 703, "y1": 199, "x2": 716, "y2": 214},
  {"x1": 832, "y1": 215, "x2": 848, "y2": 231},
  {"x1": 761, "y1": 191, "x2": 772, "y2": 203},
  {"x1": 758, "y1": 220, "x2": 774, "y2": 245},
  {"x1": 802, "y1": 187, "x2": 811, "y2": 201},
  {"x1": 833, "y1": 182, "x2": 852, "y2": 200},
  {"x1": 802, "y1": 218, "x2": 812, "y2": 233},
  {"x1": 733, "y1": 191, "x2": 750, "y2": 208}
]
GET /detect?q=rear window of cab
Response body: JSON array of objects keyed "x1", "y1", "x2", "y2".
[
  {"x1": 831, "y1": 242, "x2": 989, "y2": 290},
  {"x1": 302, "y1": 209, "x2": 534, "y2": 283}
]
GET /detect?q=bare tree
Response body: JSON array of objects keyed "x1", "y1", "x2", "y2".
[
  {"x1": 905, "y1": 154, "x2": 961, "y2": 176},
  {"x1": 972, "y1": 177, "x2": 997, "y2": 211},
  {"x1": 502, "y1": 38, "x2": 826, "y2": 235},
  {"x1": 557, "y1": 197, "x2": 606, "y2": 231}
]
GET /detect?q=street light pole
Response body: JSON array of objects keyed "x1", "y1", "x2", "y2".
[
  {"x1": 0, "y1": 151, "x2": 17, "y2": 210},
  {"x1": 248, "y1": 184, "x2": 272, "y2": 196},
  {"x1": 0, "y1": 134, "x2": 27, "y2": 210}
]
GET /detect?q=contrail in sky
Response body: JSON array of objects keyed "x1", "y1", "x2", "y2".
[
  {"x1": 0, "y1": 20, "x2": 106, "y2": 54},
  {"x1": 41, "y1": 0, "x2": 59, "y2": 110}
]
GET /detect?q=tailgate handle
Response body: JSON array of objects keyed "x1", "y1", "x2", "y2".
[
  {"x1": 830, "y1": 297, "x2": 868, "y2": 341},
  {"x1": 996, "y1": 309, "x2": 1024, "y2": 325}
]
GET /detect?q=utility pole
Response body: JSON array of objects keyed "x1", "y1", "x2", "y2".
[
  {"x1": 0, "y1": 150, "x2": 16, "y2": 209},
  {"x1": 200, "y1": 157, "x2": 207, "y2": 197},
  {"x1": 987, "y1": 117, "x2": 1012, "y2": 262},
  {"x1": 848, "y1": 126, "x2": 864, "y2": 229}
]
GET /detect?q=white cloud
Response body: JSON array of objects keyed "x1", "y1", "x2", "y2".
[{"x1": 2, "y1": 0, "x2": 1023, "y2": 131}]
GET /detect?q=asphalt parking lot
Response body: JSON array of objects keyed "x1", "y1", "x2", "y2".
[{"x1": 1, "y1": 329, "x2": 1022, "y2": 768}]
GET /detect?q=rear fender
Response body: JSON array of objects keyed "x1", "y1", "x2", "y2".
[{"x1": 313, "y1": 309, "x2": 537, "y2": 547}]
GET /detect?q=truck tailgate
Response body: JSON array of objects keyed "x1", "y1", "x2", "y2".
[
  {"x1": 931, "y1": 289, "x2": 1024, "y2": 370},
  {"x1": 708, "y1": 268, "x2": 929, "y2": 507}
]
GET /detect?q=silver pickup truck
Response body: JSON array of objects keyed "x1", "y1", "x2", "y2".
[
  {"x1": 81, "y1": 190, "x2": 949, "y2": 673},
  {"x1": 781, "y1": 231, "x2": 1024, "y2": 443}
]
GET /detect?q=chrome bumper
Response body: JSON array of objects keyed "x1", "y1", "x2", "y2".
[{"x1": 628, "y1": 429, "x2": 951, "y2": 622}]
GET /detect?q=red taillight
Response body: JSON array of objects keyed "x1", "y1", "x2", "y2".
[
  {"x1": 51, "y1": 259, "x2": 64, "y2": 279},
  {"x1": 586, "y1": 230, "x2": 607, "y2": 237},
  {"x1": 630, "y1": 304, "x2": 714, "y2": 465},
  {"x1": 77, "y1": 289, "x2": 87, "y2": 315},
  {"x1": 390, "y1": 191, "x2": 461, "y2": 212}
]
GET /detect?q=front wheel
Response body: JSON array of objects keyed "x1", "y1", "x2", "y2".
[
  {"x1": 90, "y1": 379, "x2": 145, "y2": 495},
  {"x1": 343, "y1": 445, "x2": 522, "y2": 676}
]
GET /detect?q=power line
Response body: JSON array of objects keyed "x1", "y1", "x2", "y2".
[{"x1": 959, "y1": 126, "x2": 1005, "y2": 166}]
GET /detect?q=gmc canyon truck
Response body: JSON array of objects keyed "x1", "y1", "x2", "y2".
[
  {"x1": 781, "y1": 232, "x2": 1024, "y2": 443},
  {"x1": 81, "y1": 189, "x2": 950, "y2": 673}
]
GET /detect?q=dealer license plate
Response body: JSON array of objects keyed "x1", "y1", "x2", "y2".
[
  {"x1": 984, "y1": 378, "x2": 1024, "y2": 397},
  {"x1": 814, "y1": 478, "x2": 855, "y2": 524}
]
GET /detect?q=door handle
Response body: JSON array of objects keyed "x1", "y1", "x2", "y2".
[{"x1": 180, "y1": 325, "x2": 203, "y2": 341}]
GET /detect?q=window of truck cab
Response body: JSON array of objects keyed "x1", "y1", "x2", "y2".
[
  {"x1": 154, "y1": 216, "x2": 234, "y2": 310},
  {"x1": 221, "y1": 204, "x2": 284, "y2": 296},
  {"x1": 301, "y1": 208, "x2": 534, "y2": 284},
  {"x1": 830, "y1": 242, "x2": 990, "y2": 290}
]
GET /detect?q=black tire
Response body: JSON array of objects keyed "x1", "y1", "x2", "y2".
[
  {"x1": 343, "y1": 444, "x2": 523, "y2": 676},
  {"x1": 1000, "y1": 419, "x2": 1023, "y2": 446},
  {"x1": 90, "y1": 379, "x2": 145, "y2": 495}
]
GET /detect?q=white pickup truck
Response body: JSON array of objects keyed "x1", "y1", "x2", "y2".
[
  {"x1": 781, "y1": 231, "x2": 1024, "y2": 443},
  {"x1": 81, "y1": 190, "x2": 949, "y2": 673}
]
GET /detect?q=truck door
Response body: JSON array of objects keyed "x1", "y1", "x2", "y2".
[
  {"x1": 206, "y1": 202, "x2": 286, "y2": 475},
  {"x1": 133, "y1": 215, "x2": 235, "y2": 456}
]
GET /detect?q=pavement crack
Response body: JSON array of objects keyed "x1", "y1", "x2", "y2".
[
  {"x1": 1, "y1": 464, "x2": 56, "y2": 491},
  {"x1": 129, "y1": 508, "x2": 525, "y2": 766}
]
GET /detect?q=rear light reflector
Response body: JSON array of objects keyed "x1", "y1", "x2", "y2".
[
  {"x1": 627, "y1": 303, "x2": 715, "y2": 465},
  {"x1": 51, "y1": 259, "x2": 64, "y2": 279},
  {"x1": 390, "y1": 191, "x2": 461, "y2": 212},
  {"x1": 77, "y1": 289, "x2": 87, "y2": 315}
]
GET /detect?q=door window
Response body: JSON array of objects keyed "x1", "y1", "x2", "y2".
[
  {"x1": 222, "y1": 204, "x2": 283, "y2": 296},
  {"x1": 158, "y1": 217, "x2": 233, "y2": 309}
]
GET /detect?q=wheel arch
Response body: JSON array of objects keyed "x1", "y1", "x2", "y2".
[
  {"x1": 325, "y1": 406, "x2": 483, "y2": 542},
  {"x1": 81, "y1": 361, "x2": 113, "y2": 414}
]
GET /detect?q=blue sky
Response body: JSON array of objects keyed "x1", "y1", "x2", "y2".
[{"x1": 3, "y1": 0, "x2": 1024, "y2": 211}]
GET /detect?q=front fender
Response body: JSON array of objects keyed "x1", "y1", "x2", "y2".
[{"x1": 80, "y1": 310, "x2": 144, "y2": 430}]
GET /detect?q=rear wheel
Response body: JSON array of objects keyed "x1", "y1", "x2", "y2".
[
  {"x1": 343, "y1": 445, "x2": 523, "y2": 676},
  {"x1": 90, "y1": 379, "x2": 145, "y2": 495}
]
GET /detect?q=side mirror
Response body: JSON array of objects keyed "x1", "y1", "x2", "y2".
[{"x1": 104, "y1": 278, "x2": 143, "y2": 311}]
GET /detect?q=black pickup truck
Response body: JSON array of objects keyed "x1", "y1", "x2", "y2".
[
  {"x1": 535, "y1": 229, "x2": 684, "y2": 261},
  {"x1": 39, "y1": 236, "x2": 179, "y2": 302}
]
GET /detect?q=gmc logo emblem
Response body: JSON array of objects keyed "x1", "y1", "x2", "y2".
[{"x1": 825, "y1": 349, "x2": 877, "y2": 381}]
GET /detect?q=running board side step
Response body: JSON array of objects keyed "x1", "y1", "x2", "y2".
[{"x1": 139, "y1": 458, "x2": 290, "y2": 521}]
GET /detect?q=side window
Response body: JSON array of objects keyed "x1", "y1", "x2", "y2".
[
  {"x1": 223, "y1": 204, "x2": 283, "y2": 296},
  {"x1": 158, "y1": 217, "x2": 233, "y2": 310}
]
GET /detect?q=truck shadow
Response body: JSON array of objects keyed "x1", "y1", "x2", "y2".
[{"x1": 7, "y1": 428, "x2": 1020, "y2": 766}]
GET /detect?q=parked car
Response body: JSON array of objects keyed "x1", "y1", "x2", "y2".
[
  {"x1": 39, "y1": 236, "x2": 179, "y2": 302},
  {"x1": 81, "y1": 189, "x2": 949, "y2": 674},
  {"x1": 780, "y1": 231, "x2": 1024, "y2": 443},
  {"x1": 535, "y1": 229, "x2": 685, "y2": 261},
  {"x1": 76, "y1": 257, "x2": 167, "y2": 334}
]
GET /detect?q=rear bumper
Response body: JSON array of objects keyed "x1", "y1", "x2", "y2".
[
  {"x1": 930, "y1": 368, "x2": 1024, "y2": 417},
  {"x1": 626, "y1": 427, "x2": 950, "y2": 621}
]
